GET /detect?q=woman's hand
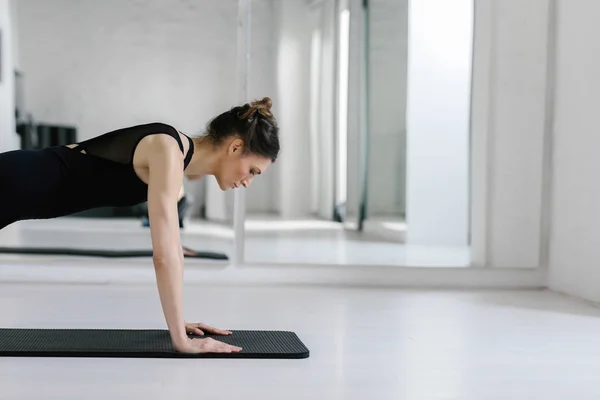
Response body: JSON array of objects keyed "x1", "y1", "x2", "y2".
[
  {"x1": 185, "y1": 322, "x2": 232, "y2": 336},
  {"x1": 174, "y1": 322, "x2": 239, "y2": 354},
  {"x1": 182, "y1": 246, "x2": 198, "y2": 256},
  {"x1": 174, "y1": 337, "x2": 242, "y2": 354}
]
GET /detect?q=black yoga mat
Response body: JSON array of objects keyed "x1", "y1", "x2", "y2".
[
  {"x1": 0, "y1": 328, "x2": 309, "y2": 359},
  {"x1": 0, "y1": 246, "x2": 228, "y2": 260}
]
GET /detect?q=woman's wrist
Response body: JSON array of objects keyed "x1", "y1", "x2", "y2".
[{"x1": 171, "y1": 332, "x2": 190, "y2": 348}]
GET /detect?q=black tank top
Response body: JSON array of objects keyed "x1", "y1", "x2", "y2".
[
  {"x1": 47, "y1": 122, "x2": 194, "y2": 216},
  {"x1": 74, "y1": 122, "x2": 194, "y2": 167}
]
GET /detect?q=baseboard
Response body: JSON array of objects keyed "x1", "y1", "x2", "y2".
[{"x1": 0, "y1": 257, "x2": 546, "y2": 289}]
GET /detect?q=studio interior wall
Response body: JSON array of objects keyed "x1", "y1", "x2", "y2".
[
  {"x1": 547, "y1": 0, "x2": 600, "y2": 303},
  {"x1": 470, "y1": 0, "x2": 552, "y2": 269},
  {"x1": 272, "y1": 0, "x2": 312, "y2": 219}
]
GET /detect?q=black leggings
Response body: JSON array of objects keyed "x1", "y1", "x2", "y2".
[{"x1": 0, "y1": 148, "x2": 68, "y2": 229}]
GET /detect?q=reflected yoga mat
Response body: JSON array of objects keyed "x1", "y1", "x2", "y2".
[
  {"x1": 0, "y1": 246, "x2": 228, "y2": 260},
  {"x1": 0, "y1": 329, "x2": 310, "y2": 359}
]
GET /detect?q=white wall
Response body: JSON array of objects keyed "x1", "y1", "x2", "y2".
[
  {"x1": 0, "y1": 0, "x2": 18, "y2": 153},
  {"x1": 273, "y1": 0, "x2": 312, "y2": 219},
  {"x1": 488, "y1": 0, "x2": 551, "y2": 267},
  {"x1": 404, "y1": 0, "x2": 472, "y2": 246},
  {"x1": 16, "y1": 0, "x2": 241, "y2": 138},
  {"x1": 470, "y1": 0, "x2": 552, "y2": 268},
  {"x1": 245, "y1": 0, "x2": 278, "y2": 213},
  {"x1": 547, "y1": 0, "x2": 600, "y2": 302}
]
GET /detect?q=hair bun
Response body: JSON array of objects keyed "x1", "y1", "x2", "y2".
[{"x1": 240, "y1": 97, "x2": 273, "y2": 120}]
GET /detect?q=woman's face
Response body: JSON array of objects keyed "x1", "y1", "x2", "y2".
[{"x1": 215, "y1": 138, "x2": 272, "y2": 191}]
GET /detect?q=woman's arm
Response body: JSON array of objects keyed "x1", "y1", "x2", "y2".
[
  {"x1": 145, "y1": 135, "x2": 242, "y2": 355},
  {"x1": 146, "y1": 136, "x2": 188, "y2": 349}
]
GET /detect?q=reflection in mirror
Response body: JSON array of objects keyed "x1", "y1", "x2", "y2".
[
  {"x1": 243, "y1": 0, "x2": 346, "y2": 265},
  {"x1": 243, "y1": 0, "x2": 473, "y2": 266},
  {"x1": 0, "y1": 0, "x2": 248, "y2": 261}
]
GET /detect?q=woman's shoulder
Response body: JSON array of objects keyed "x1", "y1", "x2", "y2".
[
  {"x1": 136, "y1": 123, "x2": 186, "y2": 163},
  {"x1": 131, "y1": 122, "x2": 180, "y2": 136}
]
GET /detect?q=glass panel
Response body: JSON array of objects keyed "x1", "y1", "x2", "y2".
[{"x1": 242, "y1": 0, "x2": 473, "y2": 267}]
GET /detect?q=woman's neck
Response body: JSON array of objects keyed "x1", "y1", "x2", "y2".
[{"x1": 186, "y1": 136, "x2": 220, "y2": 178}]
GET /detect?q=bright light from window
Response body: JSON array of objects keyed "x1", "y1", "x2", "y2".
[
  {"x1": 337, "y1": 8, "x2": 350, "y2": 205},
  {"x1": 310, "y1": 29, "x2": 322, "y2": 214}
]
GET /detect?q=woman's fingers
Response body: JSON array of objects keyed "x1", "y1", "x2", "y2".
[
  {"x1": 185, "y1": 324, "x2": 204, "y2": 336},
  {"x1": 175, "y1": 337, "x2": 242, "y2": 354},
  {"x1": 198, "y1": 338, "x2": 242, "y2": 353},
  {"x1": 198, "y1": 323, "x2": 232, "y2": 335},
  {"x1": 213, "y1": 339, "x2": 241, "y2": 353},
  {"x1": 185, "y1": 322, "x2": 232, "y2": 336},
  {"x1": 193, "y1": 327, "x2": 204, "y2": 336},
  {"x1": 182, "y1": 246, "x2": 197, "y2": 256},
  {"x1": 210, "y1": 328, "x2": 232, "y2": 335}
]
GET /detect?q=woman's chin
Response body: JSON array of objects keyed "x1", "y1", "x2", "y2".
[
  {"x1": 216, "y1": 179, "x2": 229, "y2": 191},
  {"x1": 210, "y1": 175, "x2": 230, "y2": 191}
]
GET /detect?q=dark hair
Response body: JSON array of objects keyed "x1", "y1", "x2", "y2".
[{"x1": 204, "y1": 97, "x2": 280, "y2": 162}]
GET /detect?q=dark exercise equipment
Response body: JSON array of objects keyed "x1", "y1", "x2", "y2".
[
  {"x1": 16, "y1": 116, "x2": 78, "y2": 150},
  {"x1": 0, "y1": 246, "x2": 228, "y2": 260},
  {"x1": 0, "y1": 329, "x2": 309, "y2": 359}
]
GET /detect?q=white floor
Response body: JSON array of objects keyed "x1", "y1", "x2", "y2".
[
  {"x1": 0, "y1": 217, "x2": 470, "y2": 267},
  {"x1": 0, "y1": 283, "x2": 599, "y2": 399}
]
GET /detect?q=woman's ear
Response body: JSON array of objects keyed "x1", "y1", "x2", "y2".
[{"x1": 228, "y1": 138, "x2": 244, "y2": 155}]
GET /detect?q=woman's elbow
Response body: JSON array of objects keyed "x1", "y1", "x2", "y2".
[{"x1": 152, "y1": 252, "x2": 177, "y2": 268}]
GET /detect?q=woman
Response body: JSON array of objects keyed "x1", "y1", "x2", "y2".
[{"x1": 0, "y1": 97, "x2": 280, "y2": 354}]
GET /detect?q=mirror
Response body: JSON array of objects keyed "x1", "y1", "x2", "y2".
[
  {"x1": 243, "y1": 0, "x2": 473, "y2": 267},
  {"x1": 0, "y1": 0, "x2": 473, "y2": 268}
]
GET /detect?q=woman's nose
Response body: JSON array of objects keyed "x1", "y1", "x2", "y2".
[{"x1": 242, "y1": 175, "x2": 255, "y2": 188}]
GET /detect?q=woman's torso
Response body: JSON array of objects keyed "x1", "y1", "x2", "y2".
[{"x1": 50, "y1": 122, "x2": 194, "y2": 213}]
